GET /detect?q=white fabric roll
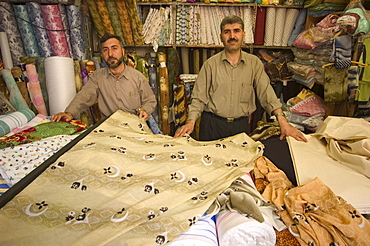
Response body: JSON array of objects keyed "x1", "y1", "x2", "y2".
[
  {"x1": 0, "y1": 32, "x2": 13, "y2": 69},
  {"x1": 216, "y1": 211, "x2": 276, "y2": 246},
  {"x1": 273, "y1": 8, "x2": 287, "y2": 46},
  {"x1": 44, "y1": 56, "x2": 76, "y2": 115},
  {"x1": 264, "y1": 7, "x2": 276, "y2": 46},
  {"x1": 281, "y1": 9, "x2": 299, "y2": 46},
  {"x1": 170, "y1": 214, "x2": 218, "y2": 246}
]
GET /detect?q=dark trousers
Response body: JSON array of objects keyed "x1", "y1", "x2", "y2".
[{"x1": 199, "y1": 111, "x2": 250, "y2": 141}]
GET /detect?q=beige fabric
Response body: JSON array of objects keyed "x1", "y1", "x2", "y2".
[
  {"x1": 0, "y1": 110, "x2": 263, "y2": 246},
  {"x1": 312, "y1": 116, "x2": 370, "y2": 178},
  {"x1": 287, "y1": 134, "x2": 370, "y2": 214},
  {"x1": 284, "y1": 177, "x2": 370, "y2": 246}
]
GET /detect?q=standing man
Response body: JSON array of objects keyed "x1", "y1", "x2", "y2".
[
  {"x1": 51, "y1": 33, "x2": 156, "y2": 122},
  {"x1": 174, "y1": 15, "x2": 307, "y2": 142}
]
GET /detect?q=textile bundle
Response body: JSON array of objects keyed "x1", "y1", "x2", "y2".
[
  {"x1": 0, "y1": 2, "x2": 86, "y2": 66},
  {"x1": 0, "y1": 110, "x2": 264, "y2": 245}
]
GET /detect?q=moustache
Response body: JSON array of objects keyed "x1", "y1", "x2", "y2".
[{"x1": 228, "y1": 38, "x2": 238, "y2": 42}]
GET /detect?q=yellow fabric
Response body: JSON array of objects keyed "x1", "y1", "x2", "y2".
[{"x1": 0, "y1": 110, "x2": 263, "y2": 245}]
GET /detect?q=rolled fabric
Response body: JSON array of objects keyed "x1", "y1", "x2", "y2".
[
  {"x1": 264, "y1": 7, "x2": 276, "y2": 46},
  {"x1": 115, "y1": 0, "x2": 134, "y2": 45},
  {"x1": 36, "y1": 58, "x2": 50, "y2": 114},
  {"x1": 0, "y1": 108, "x2": 35, "y2": 137},
  {"x1": 58, "y1": 4, "x2": 73, "y2": 58},
  {"x1": 281, "y1": 8, "x2": 299, "y2": 46},
  {"x1": 0, "y1": 32, "x2": 13, "y2": 69},
  {"x1": 86, "y1": 0, "x2": 105, "y2": 38},
  {"x1": 158, "y1": 52, "x2": 170, "y2": 135},
  {"x1": 148, "y1": 56, "x2": 159, "y2": 124},
  {"x1": 171, "y1": 215, "x2": 218, "y2": 246},
  {"x1": 125, "y1": 0, "x2": 144, "y2": 45},
  {"x1": 215, "y1": 210, "x2": 276, "y2": 246},
  {"x1": 44, "y1": 57, "x2": 76, "y2": 115},
  {"x1": 273, "y1": 8, "x2": 286, "y2": 46},
  {"x1": 40, "y1": 4, "x2": 70, "y2": 57},
  {"x1": 13, "y1": 4, "x2": 40, "y2": 57},
  {"x1": 0, "y1": 69, "x2": 29, "y2": 111},
  {"x1": 254, "y1": 7, "x2": 266, "y2": 45},
  {"x1": 0, "y1": 2, "x2": 26, "y2": 65},
  {"x1": 94, "y1": 0, "x2": 115, "y2": 34},
  {"x1": 11, "y1": 67, "x2": 32, "y2": 109},
  {"x1": 66, "y1": 5, "x2": 87, "y2": 60},
  {"x1": 26, "y1": 64, "x2": 48, "y2": 116},
  {"x1": 26, "y1": 2, "x2": 53, "y2": 57},
  {"x1": 104, "y1": 0, "x2": 124, "y2": 40}
]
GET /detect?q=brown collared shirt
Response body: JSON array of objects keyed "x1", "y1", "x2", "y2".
[
  {"x1": 187, "y1": 50, "x2": 281, "y2": 121},
  {"x1": 66, "y1": 66, "x2": 156, "y2": 120}
]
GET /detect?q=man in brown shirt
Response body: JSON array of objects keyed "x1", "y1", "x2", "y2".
[
  {"x1": 51, "y1": 33, "x2": 156, "y2": 122},
  {"x1": 174, "y1": 15, "x2": 307, "y2": 142}
]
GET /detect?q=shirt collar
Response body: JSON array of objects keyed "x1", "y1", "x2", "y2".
[{"x1": 220, "y1": 50, "x2": 246, "y2": 64}]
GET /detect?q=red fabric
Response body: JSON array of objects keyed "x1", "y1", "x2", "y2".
[{"x1": 254, "y1": 7, "x2": 266, "y2": 45}]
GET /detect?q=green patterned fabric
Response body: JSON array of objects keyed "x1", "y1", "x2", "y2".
[{"x1": 105, "y1": 0, "x2": 124, "y2": 40}]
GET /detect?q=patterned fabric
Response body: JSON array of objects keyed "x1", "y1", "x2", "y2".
[
  {"x1": 95, "y1": 0, "x2": 115, "y2": 35},
  {"x1": 86, "y1": 0, "x2": 105, "y2": 38},
  {"x1": 0, "y1": 69, "x2": 29, "y2": 111},
  {"x1": 13, "y1": 4, "x2": 40, "y2": 57},
  {"x1": 290, "y1": 95, "x2": 327, "y2": 117},
  {"x1": 330, "y1": 35, "x2": 352, "y2": 69},
  {"x1": 58, "y1": 4, "x2": 73, "y2": 58},
  {"x1": 11, "y1": 67, "x2": 31, "y2": 109},
  {"x1": 40, "y1": 4, "x2": 70, "y2": 57},
  {"x1": 114, "y1": 0, "x2": 134, "y2": 45},
  {"x1": 125, "y1": 0, "x2": 144, "y2": 45},
  {"x1": 0, "y1": 2, "x2": 25, "y2": 65},
  {"x1": 273, "y1": 8, "x2": 286, "y2": 47},
  {"x1": 0, "y1": 110, "x2": 264, "y2": 245},
  {"x1": 158, "y1": 52, "x2": 170, "y2": 135},
  {"x1": 26, "y1": 2, "x2": 53, "y2": 57},
  {"x1": 148, "y1": 56, "x2": 159, "y2": 124},
  {"x1": 264, "y1": 7, "x2": 276, "y2": 46},
  {"x1": 0, "y1": 109, "x2": 35, "y2": 137},
  {"x1": 0, "y1": 120, "x2": 86, "y2": 149},
  {"x1": 0, "y1": 135, "x2": 77, "y2": 187},
  {"x1": 36, "y1": 58, "x2": 50, "y2": 115},
  {"x1": 25, "y1": 64, "x2": 48, "y2": 116},
  {"x1": 104, "y1": 0, "x2": 124, "y2": 40},
  {"x1": 173, "y1": 83, "x2": 187, "y2": 130},
  {"x1": 285, "y1": 177, "x2": 370, "y2": 246},
  {"x1": 0, "y1": 91, "x2": 15, "y2": 115},
  {"x1": 323, "y1": 66, "x2": 348, "y2": 103},
  {"x1": 66, "y1": 5, "x2": 87, "y2": 60}
]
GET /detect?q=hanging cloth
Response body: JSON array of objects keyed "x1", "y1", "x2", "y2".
[{"x1": 158, "y1": 52, "x2": 170, "y2": 135}]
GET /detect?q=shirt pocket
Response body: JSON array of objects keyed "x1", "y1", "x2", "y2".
[{"x1": 240, "y1": 83, "x2": 254, "y2": 103}]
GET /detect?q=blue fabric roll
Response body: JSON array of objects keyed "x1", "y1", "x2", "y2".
[
  {"x1": 66, "y1": 5, "x2": 87, "y2": 60},
  {"x1": 288, "y1": 8, "x2": 308, "y2": 46},
  {"x1": 26, "y1": 2, "x2": 53, "y2": 57}
]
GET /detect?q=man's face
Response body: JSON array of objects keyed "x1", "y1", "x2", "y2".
[
  {"x1": 220, "y1": 23, "x2": 245, "y2": 52},
  {"x1": 101, "y1": 38, "x2": 124, "y2": 69}
]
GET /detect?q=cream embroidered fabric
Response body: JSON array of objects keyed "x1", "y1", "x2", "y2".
[{"x1": 0, "y1": 110, "x2": 263, "y2": 245}]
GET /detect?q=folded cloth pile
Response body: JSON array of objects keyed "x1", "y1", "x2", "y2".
[{"x1": 285, "y1": 88, "x2": 326, "y2": 132}]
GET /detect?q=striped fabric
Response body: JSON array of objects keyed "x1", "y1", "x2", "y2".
[{"x1": 0, "y1": 108, "x2": 35, "y2": 137}]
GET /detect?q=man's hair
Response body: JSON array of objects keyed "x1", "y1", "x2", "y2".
[
  {"x1": 220, "y1": 15, "x2": 244, "y2": 32},
  {"x1": 99, "y1": 33, "x2": 124, "y2": 47}
]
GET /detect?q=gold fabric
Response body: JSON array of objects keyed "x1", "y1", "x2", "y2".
[
  {"x1": 86, "y1": 0, "x2": 105, "y2": 37},
  {"x1": 158, "y1": 52, "x2": 170, "y2": 135},
  {"x1": 0, "y1": 110, "x2": 264, "y2": 245},
  {"x1": 124, "y1": 0, "x2": 144, "y2": 45},
  {"x1": 104, "y1": 0, "x2": 124, "y2": 40},
  {"x1": 115, "y1": 0, "x2": 134, "y2": 45},
  {"x1": 94, "y1": 0, "x2": 115, "y2": 35}
]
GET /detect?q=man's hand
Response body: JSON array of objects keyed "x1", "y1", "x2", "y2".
[
  {"x1": 278, "y1": 115, "x2": 308, "y2": 142},
  {"x1": 51, "y1": 112, "x2": 73, "y2": 122},
  {"x1": 174, "y1": 120, "x2": 195, "y2": 138},
  {"x1": 138, "y1": 108, "x2": 149, "y2": 121}
]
